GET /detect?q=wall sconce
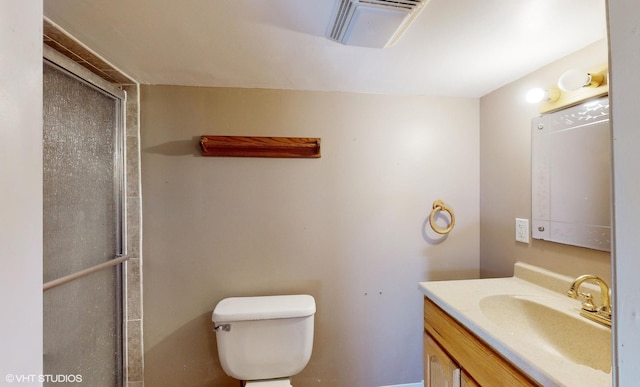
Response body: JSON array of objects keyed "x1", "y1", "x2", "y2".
[
  {"x1": 557, "y1": 69, "x2": 606, "y2": 91},
  {"x1": 526, "y1": 87, "x2": 560, "y2": 104}
]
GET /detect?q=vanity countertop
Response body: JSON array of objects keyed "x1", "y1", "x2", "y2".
[{"x1": 419, "y1": 262, "x2": 611, "y2": 387}]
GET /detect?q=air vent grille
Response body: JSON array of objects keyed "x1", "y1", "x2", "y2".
[
  {"x1": 361, "y1": 0, "x2": 424, "y2": 11},
  {"x1": 329, "y1": 0, "x2": 355, "y2": 41},
  {"x1": 328, "y1": 0, "x2": 428, "y2": 48}
]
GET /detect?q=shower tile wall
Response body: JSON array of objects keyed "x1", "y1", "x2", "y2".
[
  {"x1": 44, "y1": 22, "x2": 143, "y2": 386},
  {"x1": 124, "y1": 85, "x2": 143, "y2": 385}
]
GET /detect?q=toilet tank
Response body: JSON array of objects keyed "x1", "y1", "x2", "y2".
[{"x1": 212, "y1": 295, "x2": 316, "y2": 381}]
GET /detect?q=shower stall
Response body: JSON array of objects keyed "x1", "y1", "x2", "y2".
[{"x1": 42, "y1": 48, "x2": 127, "y2": 386}]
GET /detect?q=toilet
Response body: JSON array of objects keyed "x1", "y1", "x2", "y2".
[{"x1": 212, "y1": 294, "x2": 316, "y2": 386}]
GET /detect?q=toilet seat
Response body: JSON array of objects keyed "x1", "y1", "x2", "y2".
[{"x1": 245, "y1": 378, "x2": 292, "y2": 387}]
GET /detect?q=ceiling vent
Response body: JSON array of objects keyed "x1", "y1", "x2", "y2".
[{"x1": 327, "y1": 0, "x2": 429, "y2": 48}]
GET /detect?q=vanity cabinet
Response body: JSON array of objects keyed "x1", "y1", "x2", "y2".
[
  {"x1": 424, "y1": 333, "x2": 460, "y2": 387},
  {"x1": 423, "y1": 297, "x2": 539, "y2": 387},
  {"x1": 424, "y1": 333, "x2": 481, "y2": 387},
  {"x1": 461, "y1": 371, "x2": 479, "y2": 387}
]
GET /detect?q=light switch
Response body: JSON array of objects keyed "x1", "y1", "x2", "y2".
[{"x1": 515, "y1": 218, "x2": 530, "y2": 243}]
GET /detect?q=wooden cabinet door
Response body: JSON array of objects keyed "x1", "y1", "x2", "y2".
[
  {"x1": 424, "y1": 297, "x2": 537, "y2": 386},
  {"x1": 461, "y1": 370, "x2": 480, "y2": 387},
  {"x1": 424, "y1": 332, "x2": 461, "y2": 387}
]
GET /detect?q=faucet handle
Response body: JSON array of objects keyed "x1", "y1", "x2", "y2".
[{"x1": 578, "y1": 292, "x2": 597, "y2": 312}]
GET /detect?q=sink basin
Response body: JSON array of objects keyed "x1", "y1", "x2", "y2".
[{"x1": 479, "y1": 294, "x2": 611, "y2": 373}]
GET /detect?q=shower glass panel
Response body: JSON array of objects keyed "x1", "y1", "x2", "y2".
[{"x1": 43, "y1": 60, "x2": 125, "y2": 386}]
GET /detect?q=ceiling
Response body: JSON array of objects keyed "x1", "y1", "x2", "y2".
[{"x1": 43, "y1": 0, "x2": 607, "y2": 98}]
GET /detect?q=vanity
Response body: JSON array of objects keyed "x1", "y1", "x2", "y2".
[{"x1": 419, "y1": 263, "x2": 612, "y2": 387}]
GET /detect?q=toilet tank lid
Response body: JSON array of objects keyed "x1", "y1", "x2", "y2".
[{"x1": 212, "y1": 294, "x2": 316, "y2": 323}]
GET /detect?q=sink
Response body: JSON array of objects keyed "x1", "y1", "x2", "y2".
[
  {"x1": 420, "y1": 263, "x2": 615, "y2": 385},
  {"x1": 479, "y1": 294, "x2": 611, "y2": 373}
]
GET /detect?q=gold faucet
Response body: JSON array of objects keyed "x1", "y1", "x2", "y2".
[{"x1": 567, "y1": 274, "x2": 612, "y2": 327}]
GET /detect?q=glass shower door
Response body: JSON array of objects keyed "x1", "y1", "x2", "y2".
[{"x1": 42, "y1": 56, "x2": 125, "y2": 386}]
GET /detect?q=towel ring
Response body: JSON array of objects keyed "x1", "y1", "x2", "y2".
[{"x1": 429, "y1": 200, "x2": 455, "y2": 235}]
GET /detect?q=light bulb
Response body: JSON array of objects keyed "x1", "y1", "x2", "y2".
[
  {"x1": 526, "y1": 88, "x2": 560, "y2": 104},
  {"x1": 526, "y1": 88, "x2": 546, "y2": 103},
  {"x1": 558, "y1": 69, "x2": 591, "y2": 91}
]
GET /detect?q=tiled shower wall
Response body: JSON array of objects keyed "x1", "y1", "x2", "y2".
[
  {"x1": 44, "y1": 20, "x2": 144, "y2": 386},
  {"x1": 123, "y1": 84, "x2": 143, "y2": 386}
]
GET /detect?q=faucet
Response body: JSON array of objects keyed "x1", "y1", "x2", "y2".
[{"x1": 567, "y1": 274, "x2": 612, "y2": 327}]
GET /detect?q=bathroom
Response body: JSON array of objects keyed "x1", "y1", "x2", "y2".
[{"x1": 2, "y1": 1, "x2": 640, "y2": 386}]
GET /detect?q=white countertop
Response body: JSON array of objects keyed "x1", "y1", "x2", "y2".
[{"x1": 419, "y1": 262, "x2": 612, "y2": 387}]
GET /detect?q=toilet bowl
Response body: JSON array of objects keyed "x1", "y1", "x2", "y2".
[
  {"x1": 244, "y1": 377, "x2": 292, "y2": 386},
  {"x1": 212, "y1": 294, "x2": 315, "y2": 385}
]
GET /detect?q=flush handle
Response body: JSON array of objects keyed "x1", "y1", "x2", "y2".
[{"x1": 214, "y1": 324, "x2": 231, "y2": 332}]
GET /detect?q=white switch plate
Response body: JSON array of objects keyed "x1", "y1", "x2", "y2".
[{"x1": 515, "y1": 218, "x2": 530, "y2": 243}]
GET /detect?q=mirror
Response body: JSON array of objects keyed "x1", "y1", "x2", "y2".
[{"x1": 531, "y1": 97, "x2": 611, "y2": 251}]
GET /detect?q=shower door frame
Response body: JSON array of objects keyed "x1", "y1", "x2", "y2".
[{"x1": 42, "y1": 45, "x2": 128, "y2": 386}]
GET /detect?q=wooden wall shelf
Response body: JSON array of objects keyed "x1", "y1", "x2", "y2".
[{"x1": 199, "y1": 136, "x2": 321, "y2": 158}]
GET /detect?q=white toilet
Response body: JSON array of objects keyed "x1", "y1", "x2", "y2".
[{"x1": 212, "y1": 294, "x2": 316, "y2": 387}]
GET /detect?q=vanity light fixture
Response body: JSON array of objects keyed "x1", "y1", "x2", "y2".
[
  {"x1": 525, "y1": 87, "x2": 560, "y2": 104},
  {"x1": 528, "y1": 64, "x2": 607, "y2": 114},
  {"x1": 557, "y1": 69, "x2": 606, "y2": 92}
]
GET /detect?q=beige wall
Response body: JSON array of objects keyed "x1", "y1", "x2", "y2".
[
  {"x1": 140, "y1": 86, "x2": 480, "y2": 386},
  {"x1": 479, "y1": 38, "x2": 611, "y2": 280}
]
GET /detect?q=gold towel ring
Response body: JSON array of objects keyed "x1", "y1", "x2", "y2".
[{"x1": 429, "y1": 200, "x2": 455, "y2": 235}]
